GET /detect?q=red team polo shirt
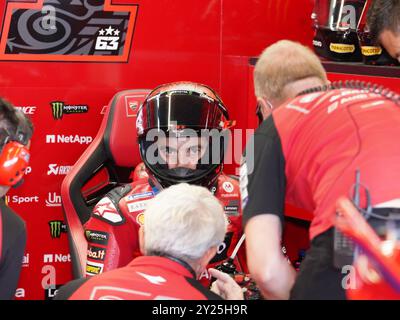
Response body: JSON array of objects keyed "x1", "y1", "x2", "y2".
[{"x1": 241, "y1": 88, "x2": 400, "y2": 240}]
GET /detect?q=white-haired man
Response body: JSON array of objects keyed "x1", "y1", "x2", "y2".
[
  {"x1": 254, "y1": 40, "x2": 329, "y2": 123},
  {"x1": 55, "y1": 183, "x2": 243, "y2": 300}
]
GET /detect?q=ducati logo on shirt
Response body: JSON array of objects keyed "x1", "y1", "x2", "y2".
[{"x1": 93, "y1": 197, "x2": 124, "y2": 225}]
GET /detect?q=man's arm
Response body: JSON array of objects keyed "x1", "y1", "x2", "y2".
[
  {"x1": 240, "y1": 117, "x2": 295, "y2": 299},
  {"x1": 84, "y1": 185, "x2": 141, "y2": 276},
  {"x1": 245, "y1": 214, "x2": 296, "y2": 299}
]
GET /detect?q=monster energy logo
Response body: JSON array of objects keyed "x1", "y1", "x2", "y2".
[
  {"x1": 48, "y1": 220, "x2": 67, "y2": 238},
  {"x1": 51, "y1": 101, "x2": 89, "y2": 120}
]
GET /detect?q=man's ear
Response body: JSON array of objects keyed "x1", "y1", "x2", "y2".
[{"x1": 139, "y1": 226, "x2": 145, "y2": 255}]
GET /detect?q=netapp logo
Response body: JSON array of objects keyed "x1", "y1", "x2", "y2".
[
  {"x1": 15, "y1": 106, "x2": 37, "y2": 115},
  {"x1": 51, "y1": 101, "x2": 89, "y2": 120},
  {"x1": 46, "y1": 134, "x2": 93, "y2": 145},
  {"x1": 47, "y1": 164, "x2": 72, "y2": 175},
  {"x1": 46, "y1": 192, "x2": 62, "y2": 207},
  {"x1": 43, "y1": 253, "x2": 71, "y2": 263}
]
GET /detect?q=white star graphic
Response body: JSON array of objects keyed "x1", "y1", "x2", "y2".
[
  {"x1": 93, "y1": 203, "x2": 114, "y2": 217},
  {"x1": 113, "y1": 29, "x2": 120, "y2": 36},
  {"x1": 105, "y1": 26, "x2": 114, "y2": 35},
  {"x1": 98, "y1": 29, "x2": 105, "y2": 36}
]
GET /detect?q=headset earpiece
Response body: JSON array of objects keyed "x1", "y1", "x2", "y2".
[{"x1": 0, "y1": 141, "x2": 30, "y2": 186}]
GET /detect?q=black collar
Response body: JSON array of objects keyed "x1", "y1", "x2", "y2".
[{"x1": 153, "y1": 253, "x2": 196, "y2": 278}]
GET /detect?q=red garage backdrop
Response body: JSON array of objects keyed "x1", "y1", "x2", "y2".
[{"x1": 2, "y1": 0, "x2": 398, "y2": 300}]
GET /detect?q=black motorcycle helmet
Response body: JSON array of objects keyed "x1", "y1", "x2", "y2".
[
  {"x1": 136, "y1": 82, "x2": 233, "y2": 188},
  {"x1": 312, "y1": 0, "x2": 368, "y2": 62}
]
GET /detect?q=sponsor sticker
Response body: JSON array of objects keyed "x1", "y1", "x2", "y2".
[
  {"x1": 222, "y1": 181, "x2": 234, "y2": 193},
  {"x1": 51, "y1": 102, "x2": 88, "y2": 120},
  {"x1": 361, "y1": 46, "x2": 382, "y2": 56},
  {"x1": 88, "y1": 246, "x2": 106, "y2": 261},
  {"x1": 85, "y1": 230, "x2": 109, "y2": 246},
  {"x1": 136, "y1": 213, "x2": 145, "y2": 226},
  {"x1": 86, "y1": 261, "x2": 104, "y2": 276},
  {"x1": 126, "y1": 191, "x2": 153, "y2": 202},
  {"x1": 127, "y1": 200, "x2": 149, "y2": 213},
  {"x1": 329, "y1": 43, "x2": 355, "y2": 54}
]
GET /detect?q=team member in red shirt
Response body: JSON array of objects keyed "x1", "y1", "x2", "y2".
[
  {"x1": 0, "y1": 99, "x2": 33, "y2": 300},
  {"x1": 55, "y1": 184, "x2": 243, "y2": 300},
  {"x1": 241, "y1": 83, "x2": 400, "y2": 299},
  {"x1": 84, "y1": 82, "x2": 245, "y2": 283}
]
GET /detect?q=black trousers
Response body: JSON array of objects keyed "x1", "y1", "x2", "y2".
[{"x1": 290, "y1": 228, "x2": 347, "y2": 300}]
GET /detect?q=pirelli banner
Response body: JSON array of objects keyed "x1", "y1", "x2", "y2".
[{"x1": 0, "y1": 0, "x2": 139, "y2": 300}]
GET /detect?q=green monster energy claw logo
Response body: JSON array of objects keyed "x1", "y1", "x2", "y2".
[
  {"x1": 51, "y1": 102, "x2": 64, "y2": 120},
  {"x1": 51, "y1": 101, "x2": 89, "y2": 120},
  {"x1": 49, "y1": 220, "x2": 67, "y2": 238}
]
